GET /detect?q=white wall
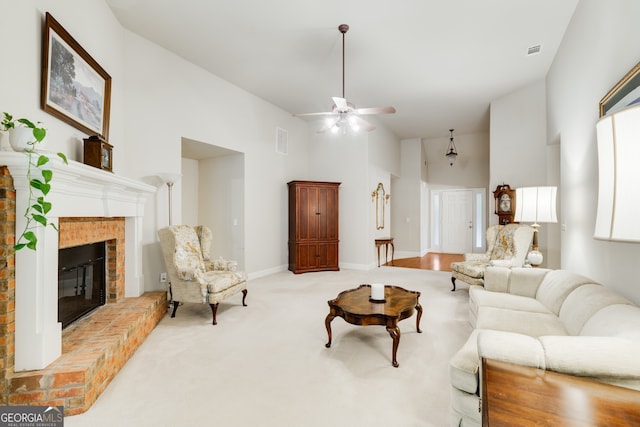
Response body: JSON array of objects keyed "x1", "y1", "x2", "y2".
[
  {"x1": 490, "y1": 80, "x2": 547, "y2": 200},
  {"x1": 424, "y1": 132, "x2": 489, "y2": 254},
  {"x1": 0, "y1": 0, "x2": 311, "y2": 290},
  {"x1": 489, "y1": 80, "x2": 558, "y2": 267},
  {"x1": 547, "y1": 0, "x2": 640, "y2": 303},
  {"x1": 198, "y1": 154, "x2": 245, "y2": 268},
  {"x1": 425, "y1": 131, "x2": 490, "y2": 189},
  {"x1": 0, "y1": 1, "x2": 124, "y2": 164},
  {"x1": 308, "y1": 131, "x2": 369, "y2": 269},
  {"x1": 181, "y1": 157, "x2": 199, "y2": 226},
  {"x1": 122, "y1": 30, "x2": 311, "y2": 283},
  {"x1": 367, "y1": 118, "x2": 402, "y2": 265},
  {"x1": 304, "y1": 115, "x2": 401, "y2": 269},
  {"x1": 391, "y1": 139, "x2": 425, "y2": 258}
]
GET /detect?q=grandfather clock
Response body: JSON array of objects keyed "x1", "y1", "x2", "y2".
[{"x1": 493, "y1": 184, "x2": 516, "y2": 224}]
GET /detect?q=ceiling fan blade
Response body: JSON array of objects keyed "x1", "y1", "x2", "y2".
[
  {"x1": 293, "y1": 111, "x2": 336, "y2": 117},
  {"x1": 354, "y1": 106, "x2": 396, "y2": 115},
  {"x1": 316, "y1": 117, "x2": 339, "y2": 133},
  {"x1": 352, "y1": 115, "x2": 376, "y2": 132},
  {"x1": 332, "y1": 97, "x2": 348, "y2": 110}
]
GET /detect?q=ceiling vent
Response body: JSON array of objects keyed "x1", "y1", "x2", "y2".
[
  {"x1": 527, "y1": 45, "x2": 542, "y2": 56},
  {"x1": 276, "y1": 127, "x2": 288, "y2": 155}
]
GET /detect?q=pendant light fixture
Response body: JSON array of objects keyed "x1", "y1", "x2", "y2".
[{"x1": 446, "y1": 128, "x2": 458, "y2": 166}]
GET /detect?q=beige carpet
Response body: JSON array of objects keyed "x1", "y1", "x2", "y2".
[{"x1": 65, "y1": 267, "x2": 472, "y2": 427}]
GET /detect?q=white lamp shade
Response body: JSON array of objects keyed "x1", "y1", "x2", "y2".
[
  {"x1": 595, "y1": 103, "x2": 640, "y2": 241},
  {"x1": 514, "y1": 186, "x2": 557, "y2": 224},
  {"x1": 157, "y1": 173, "x2": 182, "y2": 185}
]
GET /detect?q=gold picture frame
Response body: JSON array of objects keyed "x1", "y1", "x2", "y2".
[
  {"x1": 599, "y1": 60, "x2": 640, "y2": 117},
  {"x1": 41, "y1": 12, "x2": 112, "y2": 140}
]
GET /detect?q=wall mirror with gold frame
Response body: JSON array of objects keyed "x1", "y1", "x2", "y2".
[{"x1": 371, "y1": 182, "x2": 390, "y2": 230}]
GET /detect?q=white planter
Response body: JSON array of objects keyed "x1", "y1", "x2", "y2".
[
  {"x1": 0, "y1": 131, "x2": 11, "y2": 151},
  {"x1": 8, "y1": 127, "x2": 38, "y2": 151}
]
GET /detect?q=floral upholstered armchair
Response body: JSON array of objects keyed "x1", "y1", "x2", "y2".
[
  {"x1": 158, "y1": 225, "x2": 248, "y2": 324},
  {"x1": 450, "y1": 223, "x2": 534, "y2": 291}
]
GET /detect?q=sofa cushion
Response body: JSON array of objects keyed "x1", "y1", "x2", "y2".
[
  {"x1": 475, "y1": 306, "x2": 568, "y2": 337},
  {"x1": 484, "y1": 267, "x2": 550, "y2": 296},
  {"x1": 476, "y1": 330, "x2": 546, "y2": 368},
  {"x1": 535, "y1": 270, "x2": 595, "y2": 314},
  {"x1": 581, "y1": 304, "x2": 640, "y2": 340},
  {"x1": 559, "y1": 284, "x2": 633, "y2": 335},
  {"x1": 540, "y1": 336, "x2": 640, "y2": 384},
  {"x1": 469, "y1": 287, "x2": 552, "y2": 327}
]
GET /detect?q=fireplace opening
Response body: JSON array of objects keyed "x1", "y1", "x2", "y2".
[{"x1": 58, "y1": 241, "x2": 107, "y2": 329}]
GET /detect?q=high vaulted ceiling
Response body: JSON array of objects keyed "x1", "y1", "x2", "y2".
[{"x1": 106, "y1": 0, "x2": 578, "y2": 140}]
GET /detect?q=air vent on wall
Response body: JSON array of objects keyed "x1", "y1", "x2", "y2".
[
  {"x1": 527, "y1": 45, "x2": 542, "y2": 56},
  {"x1": 276, "y1": 127, "x2": 288, "y2": 155}
]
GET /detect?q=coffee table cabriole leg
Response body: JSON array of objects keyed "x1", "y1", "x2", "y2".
[
  {"x1": 325, "y1": 313, "x2": 335, "y2": 348},
  {"x1": 386, "y1": 324, "x2": 401, "y2": 367},
  {"x1": 416, "y1": 302, "x2": 423, "y2": 333}
]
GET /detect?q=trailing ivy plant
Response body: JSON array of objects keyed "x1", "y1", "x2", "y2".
[{"x1": 2, "y1": 112, "x2": 68, "y2": 251}]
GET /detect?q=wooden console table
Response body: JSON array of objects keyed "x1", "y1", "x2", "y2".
[
  {"x1": 481, "y1": 358, "x2": 640, "y2": 426},
  {"x1": 375, "y1": 238, "x2": 394, "y2": 267}
]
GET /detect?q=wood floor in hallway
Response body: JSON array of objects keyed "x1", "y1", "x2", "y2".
[{"x1": 385, "y1": 252, "x2": 464, "y2": 272}]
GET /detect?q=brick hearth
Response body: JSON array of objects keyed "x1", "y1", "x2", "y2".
[
  {"x1": 0, "y1": 165, "x2": 165, "y2": 414},
  {"x1": 9, "y1": 292, "x2": 165, "y2": 414}
]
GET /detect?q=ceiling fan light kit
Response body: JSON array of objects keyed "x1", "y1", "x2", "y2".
[{"x1": 293, "y1": 24, "x2": 396, "y2": 134}]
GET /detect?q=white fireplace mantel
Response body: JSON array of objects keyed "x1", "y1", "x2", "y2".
[{"x1": 0, "y1": 151, "x2": 156, "y2": 371}]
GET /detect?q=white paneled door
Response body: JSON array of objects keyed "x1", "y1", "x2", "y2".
[{"x1": 441, "y1": 190, "x2": 473, "y2": 253}]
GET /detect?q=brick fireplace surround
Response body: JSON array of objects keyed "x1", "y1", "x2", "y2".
[{"x1": 0, "y1": 155, "x2": 163, "y2": 415}]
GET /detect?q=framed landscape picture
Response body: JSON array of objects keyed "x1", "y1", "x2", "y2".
[
  {"x1": 41, "y1": 12, "x2": 112, "y2": 140},
  {"x1": 599, "y1": 60, "x2": 640, "y2": 117}
]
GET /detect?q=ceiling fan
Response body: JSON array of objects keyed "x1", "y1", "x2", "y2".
[{"x1": 293, "y1": 24, "x2": 396, "y2": 133}]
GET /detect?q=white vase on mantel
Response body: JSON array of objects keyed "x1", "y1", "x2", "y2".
[{"x1": 8, "y1": 127, "x2": 41, "y2": 151}]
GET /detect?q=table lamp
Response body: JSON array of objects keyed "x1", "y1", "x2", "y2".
[{"x1": 514, "y1": 186, "x2": 557, "y2": 266}]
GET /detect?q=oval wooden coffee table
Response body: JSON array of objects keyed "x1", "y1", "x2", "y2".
[{"x1": 325, "y1": 284, "x2": 422, "y2": 367}]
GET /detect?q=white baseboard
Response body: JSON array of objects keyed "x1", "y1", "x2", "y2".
[
  {"x1": 247, "y1": 264, "x2": 288, "y2": 280},
  {"x1": 339, "y1": 262, "x2": 371, "y2": 271}
]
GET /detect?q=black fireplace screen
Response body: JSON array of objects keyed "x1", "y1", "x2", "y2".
[{"x1": 58, "y1": 241, "x2": 106, "y2": 328}]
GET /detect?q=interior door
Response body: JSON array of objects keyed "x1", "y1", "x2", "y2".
[{"x1": 441, "y1": 190, "x2": 473, "y2": 253}]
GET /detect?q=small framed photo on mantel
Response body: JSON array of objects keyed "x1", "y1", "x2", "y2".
[{"x1": 83, "y1": 135, "x2": 113, "y2": 172}]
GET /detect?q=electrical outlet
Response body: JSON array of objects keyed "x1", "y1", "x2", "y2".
[{"x1": 160, "y1": 272, "x2": 167, "y2": 283}]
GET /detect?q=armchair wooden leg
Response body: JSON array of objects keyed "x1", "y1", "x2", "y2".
[
  {"x1": 451, "y1": 277, "x2": 457, "y2": 292},
  {"x1": 209, "y1": 303, "x2": 219, "y2": 325},
  {"x1": 242, "y1": 289, "x2": 248, "y2": 306},
  {"x1": 171, "y1": 301, "x2": 180, "y2": 318}
]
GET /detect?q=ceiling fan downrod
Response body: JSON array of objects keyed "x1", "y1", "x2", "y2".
[{"x1": 339, "y1": 24, "x2": 349, "y2": 100}]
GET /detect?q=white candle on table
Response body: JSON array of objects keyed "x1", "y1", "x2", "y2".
[{"x1": 371, "y1": 283, "x2": 385, "y2": 301}]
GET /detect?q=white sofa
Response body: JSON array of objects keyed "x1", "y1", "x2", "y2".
[{"x1": 449, "y1": 267, "x2": 640, "y2": 427}]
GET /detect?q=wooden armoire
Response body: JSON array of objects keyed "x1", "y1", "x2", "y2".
[{"x1": 288, "y1": 181, "x2": 340, "y2": 274}]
